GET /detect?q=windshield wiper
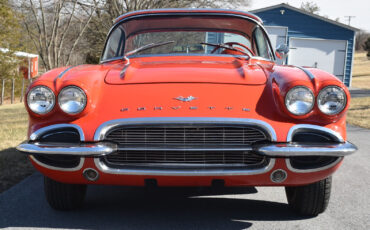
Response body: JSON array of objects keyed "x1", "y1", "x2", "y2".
[
  {"x1": 200, "y1": 42, "x2": 251, "y2": 58},
  {"x1": 125, "y1": 41, "x2": 175, "y2": 57}
]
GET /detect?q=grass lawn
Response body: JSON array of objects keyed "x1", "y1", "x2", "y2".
[
  {"x1": 347, "y1": 97, "x2": 370, "y2": 129},
  {"x1": 351, "y1": 52, "x2": 370, "y2": 89},
  {"x1": 0, "y1": 103, "x2": 35, "y2": 193},
  {"x1": 347, "y1": 51, "x2": 370, "y2": 129}
]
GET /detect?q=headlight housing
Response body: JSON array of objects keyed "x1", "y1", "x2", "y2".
[
  {"x1": 285, "y1": 86, "x2": 314, "y2": 116},
  {"x1": 317, "y1": 86, "x2": 347, "y2": 115},
  {"x1": 58, "y1": 86, "x2": 87, "y2": 115},
  {"x1": 27, "y1": 86, "x2": 55, "y2": 114}
]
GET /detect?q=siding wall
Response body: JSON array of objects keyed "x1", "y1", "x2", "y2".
[{"x1": 254, "y1": 7, "x2": 355, "y2": 86}]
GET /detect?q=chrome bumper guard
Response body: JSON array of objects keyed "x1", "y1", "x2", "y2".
[
  {"x1": 253, "y1": 142, "x2": 357, "y2": 157},
  {"x1": 16, "y1": 141, "x2": 117, "y2": 156},
  {"x1": 17, "y1": 141, "x2": 356, "y2": 157}
]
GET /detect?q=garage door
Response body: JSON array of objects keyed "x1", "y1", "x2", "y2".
[
  {"x1": 265, "y1": 26, "x2": 288, "y2": 65},
  {"x1": 288, "y1": 38, "x2": 347, "y2": 81}
]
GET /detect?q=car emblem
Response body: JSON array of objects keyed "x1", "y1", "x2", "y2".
[{"x1": 174, "y1": 96, "x2": 197, "y2": 102}]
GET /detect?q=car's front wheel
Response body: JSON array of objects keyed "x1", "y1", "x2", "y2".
[
  {"x1": 285, "y1": 176, "x2": 332, "y2": 216},
  {"x1": 44, "y1": 176, "x2": 87, "y2": 211}
]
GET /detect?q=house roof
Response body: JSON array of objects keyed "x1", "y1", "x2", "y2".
[
  {"x1": 251, "y1": 3, "x2": 359, "y2": 32},
  {"x1": 0, "y1": 48, "x2": 38, "y2": 58}
]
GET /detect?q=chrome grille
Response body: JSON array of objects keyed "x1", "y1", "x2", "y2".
[
  {"x1": 103, "y1": 125, "x2": 269, "y2": 168},
  {"x1": 104, "y1": 151, "x2": 267, "y2": 168},
  {"x1": 105, "y1": 125, "x2": 268, "y2": 147}
]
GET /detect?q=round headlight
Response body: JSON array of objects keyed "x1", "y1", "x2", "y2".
[
  {"x1": 317, "y1": 86, "x2": 347, "y2": 115},
  {"x1": 58, "y1": 86, "x2": 86, "y2": 114},
  {"x1": 285, "y1": 86, "x2": 314, "y2": 116},
  {"x1": 27, "y1": 86, "x2": 55, "y2": 114}
]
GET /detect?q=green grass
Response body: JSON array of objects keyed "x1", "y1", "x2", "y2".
[{"x1": 0, "y1": 103, "x2": 34, "y2": 193}]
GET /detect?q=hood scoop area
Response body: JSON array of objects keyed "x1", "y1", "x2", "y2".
[{"x1": 105, "y1": 58, "x2": 267, "y2": 85}]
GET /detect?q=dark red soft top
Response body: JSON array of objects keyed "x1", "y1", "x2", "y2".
[{"x1": 114, "y1": 8, "x2": 262, "y2": 24}]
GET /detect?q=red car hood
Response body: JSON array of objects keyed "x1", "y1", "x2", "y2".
[{"x1": 104, "y1": 56, "x2": 267, "y2": 85}]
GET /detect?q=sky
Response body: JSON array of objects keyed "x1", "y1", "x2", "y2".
[{"x1": 246, "y1": 0, "x2": 370, "y2": 32}]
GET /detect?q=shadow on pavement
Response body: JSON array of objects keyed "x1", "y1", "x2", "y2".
[
  {"x1": 0, "y1": 173, "x2": 311, "y2": 229},
  {"x1": 0, "y1": 147, "x2": 35, "y2": 193}
]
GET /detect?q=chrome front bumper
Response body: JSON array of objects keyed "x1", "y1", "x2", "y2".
[
  {"x1": 16, "y1": 141, "x2": 357, "y2": 157},
  {"x1": 17, "y1": 120, "x2": 358, "y2": 175}
]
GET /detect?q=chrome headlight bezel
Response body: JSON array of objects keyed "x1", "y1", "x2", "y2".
[
  {"x1": 317, "y1": 86, "x2": 347, "y2": 115},
  {"x1": 58, "y1": 86, "x2": 87, "y2": 115},
  {"x1": 285, "y1": 86, "x2": 315, "y2": 116},
  {"x1": 27, "y1": 86, "x2": 55, "y2": 115}
]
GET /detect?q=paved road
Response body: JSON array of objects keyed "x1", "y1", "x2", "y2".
[
  {"x1": 0, "y1": 125, "x2": 369, "y2": 230},
  {"x1": 349, "y1": 89, "x2": 370, "y2": 98}
]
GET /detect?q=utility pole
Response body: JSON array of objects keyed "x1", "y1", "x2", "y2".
[{"x1": 344, "y1": 16, "x2": 355, "y2": 26}]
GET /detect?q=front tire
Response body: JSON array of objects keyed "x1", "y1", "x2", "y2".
[
  {"x1": 285, "y1": 176, "x2": 332, "y2": 216},
  {"x1": 44, "y1": 176, "x2": 87, "y2": 211}
]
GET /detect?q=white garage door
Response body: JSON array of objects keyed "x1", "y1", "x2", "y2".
[
  {"x1": 288, "y1": 38, "x2": 347, "y2": 80},
  {"x1": 265, "y1": 26, "x2": 288, "y2": 65}
]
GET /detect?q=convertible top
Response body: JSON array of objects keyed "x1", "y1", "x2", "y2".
[{"x1": 114, "y1": 8, "x2": 263, "y2": 24}]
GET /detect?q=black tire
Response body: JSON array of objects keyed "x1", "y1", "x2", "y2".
[
  {"x1": 285, "y1": 176, "x2": 332, "y2": 216},
  {"x1": 44, "y1": 176, "x2": 87, "y2": 211}
]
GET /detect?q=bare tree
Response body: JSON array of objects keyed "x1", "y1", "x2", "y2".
[
  {"x1": 300, "y1": 2, "x2": 320, "y2": 14},
  {"x1": 355, "y1": 30, "x2": 370, "y2": 51},
  {"x1": 19, "y1": 0, "x2": 97, "y2": 70},
  {"x1": 102, "y1": 0, "x2": 251, "y2": 18},
  {"x1": 18, "y1": 0, "x2": 251, "y2": 69}
]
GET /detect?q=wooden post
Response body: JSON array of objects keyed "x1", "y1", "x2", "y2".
[
  {"x1": 20, "y1": 78, "x2": 25, "y2": 102},
  {"x1": 11, "y1": 78, "x2": 15, "y2": 104},
  {"x1": 28, "y1": 57, "x2": 31, "y2": 80},
  {"x1": 1, "y1": 79, "x2": 4, "y2": 105}
]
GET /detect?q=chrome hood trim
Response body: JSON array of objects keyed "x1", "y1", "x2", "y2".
[{"x1": 93, "y1": 117, "x2": 277, "y2": 141}]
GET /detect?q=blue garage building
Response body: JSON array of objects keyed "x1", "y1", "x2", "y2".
[{"x1": 251, "y1": 3, "x2": 358, "y2": 86}]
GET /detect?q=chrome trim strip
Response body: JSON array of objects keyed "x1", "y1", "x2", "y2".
[
  {"x1": 93, "y1": 117, "x2": 277, "y2": 142},
  {"x1": 294, "y1": 65, "x2": 315, "y2": 80},
  {"x1": 285, "y1": 157, "x2": 343, "y2": 173},
  {"x1": 102, "y1": 161, "x2": 264, "y2": 168},
  {"x1": 56, "y1": 66, "x2": 75, "y2": 79},
  {"x1": 29, "y1": 155, "x2": 85, "y2": 172},
  {"x1": 287, "y1": 124, "x2": 344, "y2": 142},
  {"x1": 254, "y1": 142, "x2": 357, "y2": 157},
  {"x1": 94, "y1": 158, "x2": 275, "y2": 176},
  {"x1": 17, "y1": 142, "x2": 117, "y2": 156},
  {"x1": 30, "y1": 124, "x2": 85, "y2": 141}
]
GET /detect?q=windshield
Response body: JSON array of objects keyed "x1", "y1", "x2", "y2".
[{"x1": 101, "y1": 15, "x2": 273, "y2": 61}]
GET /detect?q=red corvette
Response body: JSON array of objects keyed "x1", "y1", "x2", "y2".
[{"x1": 17, "y1": 9, "x2": 357, "y2": 215}]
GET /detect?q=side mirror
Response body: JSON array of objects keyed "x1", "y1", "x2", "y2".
[{"x1": 275, "y1": 44, "x2": 289, "y2": 59}]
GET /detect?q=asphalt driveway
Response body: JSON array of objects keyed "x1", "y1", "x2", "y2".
[
  {"x1": 350, "y1": 88, "x2": 370, "y2": 98},
  {"x1": 0, "y1": 125, "x2": 369, "y2": 230}
]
